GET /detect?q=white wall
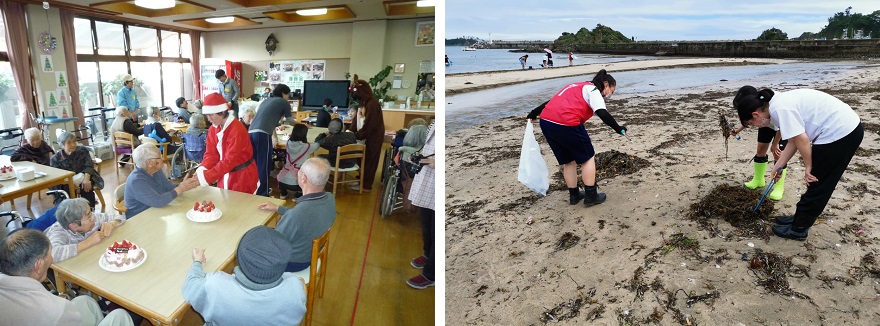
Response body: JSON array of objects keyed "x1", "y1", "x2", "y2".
[
  {"x1": 203, "y1": 17, "x2": 436, "y2": 102},
  {"x1": 26, "y1": 5, "x2": 67, "y2": 117}
]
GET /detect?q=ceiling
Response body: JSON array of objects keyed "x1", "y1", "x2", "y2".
[{"x1": 49, "y1": 0, "x2": 435, "y2": 32}]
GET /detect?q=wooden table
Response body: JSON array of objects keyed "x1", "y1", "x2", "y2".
[
  {"x1": 274, "y1": 126, "x2": 329, "y2": 150},
  {"x1": 161, "y1": 122, "x2": 189, "y2": 143},
  {"x1": 0, "y1": 162, "x2": 76, "y2": 208},
  {"x1": 50, "y1": 186, "x2": 284, "y2": 326}
]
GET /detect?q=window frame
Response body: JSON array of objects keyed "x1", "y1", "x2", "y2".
[{"x1": 75, "y1": 16, "x2": 191, "y2": 108}]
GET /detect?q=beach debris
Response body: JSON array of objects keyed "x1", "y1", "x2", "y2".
[
  {"x1": 553, "y1": 232, "x2": 580, "y2": 252},
  {"x1": 525, "y1": 215, "x2": 533, "y2": 225},
  {"x1": 747, "y1": 249, "x2": 814, "y2": 301},
  {"x1": 719, "y1": 111, "x2": 734, "y2": 159},
  {"x1": 687, "y1": 184, "x2": 776, "y2": 239},
  {"x1": 836, "y1": 223, "x2": 871, "y2": 245},
  {"x1": 539, "y1": 296, "x2": 605, "y2": 323},
  {"x1": 747, "y1": 242, "x2": 755, "y2": 248},
  {"x1": 594, "y1": 150, "x2": 650, "y2": 180}
]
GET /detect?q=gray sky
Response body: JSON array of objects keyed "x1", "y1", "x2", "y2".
[{"x1": 445, "y1": 1, "x2": 879, "y2": 41}]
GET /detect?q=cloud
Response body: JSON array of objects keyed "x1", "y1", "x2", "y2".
[{"x1": 446, "y1": 0, "x2": 878, "y2": 40}]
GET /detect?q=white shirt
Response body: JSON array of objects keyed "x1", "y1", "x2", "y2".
[{"x1": 769, "y1": 89, "x2": 860, "y2": 145}]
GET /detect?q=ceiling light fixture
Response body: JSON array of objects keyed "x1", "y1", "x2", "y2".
[
  {"x1": 296, "y1": 8, "x2": 328, "y2": 16},
  {"x1": 416, "y1": 0, "x2": 436, "y2": 7},
  {"x1": 205, "y1": 17, "x2": 235, "y2": 24},
  {"x1": 134, "y1": 0, "x2": 175, "y2": 10}
]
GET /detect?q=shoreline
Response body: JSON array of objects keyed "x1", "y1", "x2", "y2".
[
  {"x1": 445, "y1": 64, "x2": 880, "y2": 324},
  {"x1": 446, "y1": 57, "x2": 798, "y2": 95}
]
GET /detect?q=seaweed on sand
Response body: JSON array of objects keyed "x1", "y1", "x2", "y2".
[
  {"x1": 687, "y1": 184, "x2": 775, "y2": 239},
  {"x1": 595, "y1": 150, "x2": 651, "y2": 180}
]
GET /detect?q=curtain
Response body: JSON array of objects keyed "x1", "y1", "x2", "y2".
[
  {"x1": 190, "y1": 30, "x2": 200, "y2": 100},
  {"x1": 60, "y1": 9, "x2": 86, "y2": 144},
  {"x1": 1, "y1": 2, "x2": 37, "y2": 130}
]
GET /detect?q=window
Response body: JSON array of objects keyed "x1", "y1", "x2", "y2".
[
  {"x1": 0, "y1": 11, "x2": 23, "y2": 131},
  {"x1": 75, "y1": 17, "x2": 192, "y2": 109}
]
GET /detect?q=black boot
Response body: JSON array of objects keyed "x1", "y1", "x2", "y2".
[
  {"x1": 583, "y1": 185, "x2": 606, "y2": 207},
  {"x1": 772, "y1": 224, "x2": 808, "y2": 241},
  {"x1": 568, "y1": 187, "x2": 585, "y2": 205},
  {"x1": 774, "y1": 215, "x2": 794, "y2": 225}
]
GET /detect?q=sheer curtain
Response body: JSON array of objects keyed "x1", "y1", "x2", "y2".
[
  {"x1": 1, "y1": 1, "x2": 36, "y2": 129},
  {"x1": 190, "y1": 31, "x2": 200, "y2": 100},
  {"x1": 60, "y1": 9, "x2": 86, "y2": 143}
]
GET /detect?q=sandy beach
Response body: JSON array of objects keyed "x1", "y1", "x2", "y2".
[
  {"x1": 445, "y1": 59, "x2": 880, "y2": 324},
  {"x1": 446, "y1": 57, "x2": 796, "y2": 95}
]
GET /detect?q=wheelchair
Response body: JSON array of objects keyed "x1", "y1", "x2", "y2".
[{"x1": 169, "y1": 132, "x2": 207, "y2": 180}]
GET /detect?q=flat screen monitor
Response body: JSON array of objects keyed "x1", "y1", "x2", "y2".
[{"x1": 302, "y1": 80, "x2": 350, "y2": 110}]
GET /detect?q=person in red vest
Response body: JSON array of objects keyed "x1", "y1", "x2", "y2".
[
  {"x1": 527, "y1": 69, "x2": 627, "y2": 207},
  {"x1": 196, "y1": 93, "x2": 258, "y2": 194}
]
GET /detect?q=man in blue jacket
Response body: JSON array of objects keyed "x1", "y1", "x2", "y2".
[{"x1": 116, "y1": 74, "x2": 140, "y2": 122}]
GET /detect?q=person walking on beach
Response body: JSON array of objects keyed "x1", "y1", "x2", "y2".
[
  {"x1": 568, "y1": 52, "x2": 574, "y2": 66},
  {"x1": 526, "y1": 69, "x2": 627, "y2": 207},
  {"x1": 735, "y1": 88, "x2": 863, "y2": 240},
  {"x1": 519, "y1": 54, "x2": 529, "y2": 69},
  {"x1": 445, "y1": 55, "x2": 450, "y2": 66},
  {"x1": 730, "y1": 86, "x2": 788, "y2": 201}
]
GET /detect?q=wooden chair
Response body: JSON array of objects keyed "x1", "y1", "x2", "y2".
[
  {"x1": 290, "y1": 229, "x2": 330, "y2": 326},
  {"x1": 295, "y1": 111, "x2": 311, "y2": 123},
  {"x1": 113, "y1": 132, "x2": 137, "y2": 173},
  {"x1": 114, "y1": 184, "x2": 127, "y2": 214},
  {"x1": 329, "y1": 144, "x2": 366, "y2": 195},
  {"x1": 330, "y1": 113, "x2": 339, "y2": 120}
]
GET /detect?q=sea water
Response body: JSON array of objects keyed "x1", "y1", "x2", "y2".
[
  {"x1": 446, "y1": 61, "x2": 864, "y2": 132},
  {"x1": 445, "y1": 47, "x2": 661, "y2": 74}
]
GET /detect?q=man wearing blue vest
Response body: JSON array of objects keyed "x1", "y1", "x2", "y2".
[{"x1": 216, "y1": 69, "x2": 240, "y2": 119}]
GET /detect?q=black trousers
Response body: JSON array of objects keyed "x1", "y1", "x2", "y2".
[
  {"x1": 794, "y1": 123, "x2": 864, "y2": 228},
  {"x1": 420, "y1": 207, "x2": 435, "y2": 280}
]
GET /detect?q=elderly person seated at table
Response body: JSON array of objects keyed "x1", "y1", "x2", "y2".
[
  {"x1": 110, "y1": 106, "x2": 143, "y2": 139},
  {"x1": 124, "y1": 144, "x2": 199, "y2": 219},
  {"x1": 175, "y1": 97, "x2": 201, "y2": 123},
  {"x1": 183, "y1": 226, "x2": 306, "y2": 325},
  {"x1": 44, "y1": 198, "x2": 125, "y2": 263},
  {"x1": 315, "y1": 118, "x2": 357, "y2": 168},
  {"x1": 0, "y1": 229, "x2": 135, "y2": 326},
  {"x1": 11, "y1": 127, "x2": 55, "y2": 165},
  {"x1": 240, "y1": 108, "x2": 256, "y2": 129},
  {"x1": 187, "y1": 114, "x2": 208, "y2": 136},
  {"x1": 258, "y1": 157, "x2": 336, "y2": 272},
  {"x1": 142, "y1": 107, "x2": 178, "y2": 153},
  {"x1": 50, "y1": 132, "x2": 104, "y2": 209}
]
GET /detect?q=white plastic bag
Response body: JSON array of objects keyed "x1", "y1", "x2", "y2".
[{"x1": 518, "y1": 120, "x2": 549, "y2": 195}]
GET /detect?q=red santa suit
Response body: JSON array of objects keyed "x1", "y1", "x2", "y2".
[{"x1": 196, "y1": 94, "x2": 258, "y2": 194}]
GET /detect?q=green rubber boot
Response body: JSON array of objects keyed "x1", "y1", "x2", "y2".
[
  {"x1": 744, "y1": 161, "x2": 768, "y2": 189},
  {"x1": 768, "y1": 168, "x2": 787, "y2": 201}
]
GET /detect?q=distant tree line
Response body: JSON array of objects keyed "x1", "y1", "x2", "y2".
[
  {"x1": 446, "y1": 36, "x2": 484, "y2": 46},
  {"x1": 764, "y1": 7, "x2": 880, "y2": 40},
  {"x1": 554, "y1": 24, "x2": 633, "y2": 45}
]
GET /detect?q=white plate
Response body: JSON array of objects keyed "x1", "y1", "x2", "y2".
[
  {"x1": 186, "y1": 208, "x2": 222, "y2": 223},
  {"x1": 99, "y1": 248, "x2": 148, "y2": 273},
  {"x1": 0, "y1": 175, "x2": 15, "y2": 181}
]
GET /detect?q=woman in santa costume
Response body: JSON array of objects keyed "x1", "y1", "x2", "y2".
[{"x1": 195, "y1": 93, "x2": 259, "y2": 194}]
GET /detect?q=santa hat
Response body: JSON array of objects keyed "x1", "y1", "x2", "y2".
[{"x1": 202, "y1": 93, "x2": 229, "y2": 114}]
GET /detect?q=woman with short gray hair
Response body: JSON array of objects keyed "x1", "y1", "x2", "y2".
[
  {"x1": 143, "y1": 107, "x2": 174, "y2": 142},
  {"x1": 45, "y1": 198, "x2": 125, "y2": 263},
  {"x1": 11, "y1": 127, "x2": 55, "y2": 165},
  {"x1": 50, "y1": 132, "x2": 104, "y2": 209},
  {"x1": 315, "y1": 118, "x2": 357, "y2": 168},
  {"x1": 187, "y1": 114, "x2": 208, "y2": 135}
]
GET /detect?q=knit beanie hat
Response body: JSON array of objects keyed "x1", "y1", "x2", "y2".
[
  {"x1": 202, "y1": 93, "x2": 228, "y2": 114},
  {"x1": 236, "y1": 226, "x2": 292, "y2": 284}
]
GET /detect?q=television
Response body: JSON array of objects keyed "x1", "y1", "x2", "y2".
[{"x1": 302, "y1": 80, "x2": 350, "y2": 110}]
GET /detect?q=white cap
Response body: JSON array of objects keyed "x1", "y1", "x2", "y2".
[{"x1": 123, "y1": 74, "x2": 135, "y2": 82}]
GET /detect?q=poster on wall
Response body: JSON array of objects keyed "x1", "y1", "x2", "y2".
[
  {"x1": 56, "y1": 88, "x2": 70, "y2": 106},
  {"x1": 266, "y1": 60, "x2": 326, "y2": 91},
  {"x1": 254, "y1": 71, "x2": 267, "y2": 82},
  {"x1": 201, "y1": 64, "x2": 223, "y2": 96},
  {"x1": 41, "y1": 55, "x2": 54, "y2": 73},
  {"x1": 55, "y1": 71, "x2": 67, "y2": 88},
  {"x1": 415, "y1": 21, "x2": 435, "y2": 46}
]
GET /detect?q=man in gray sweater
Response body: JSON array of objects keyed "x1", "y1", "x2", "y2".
[
  {"x1": 258, "y1": 157, "x2": 336, "y2": 272},
  {"x1": 249, "y1": 83, "x2": 294, "y2": 197}
]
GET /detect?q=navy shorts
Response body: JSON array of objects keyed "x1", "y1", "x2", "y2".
[{"x1": 539, "y1": 119, "x2": 595, "y2": 165}]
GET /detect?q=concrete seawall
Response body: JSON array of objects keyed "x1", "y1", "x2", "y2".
[{"x1": 486, "y1": 39, "x2": 880, "y2": 59}]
